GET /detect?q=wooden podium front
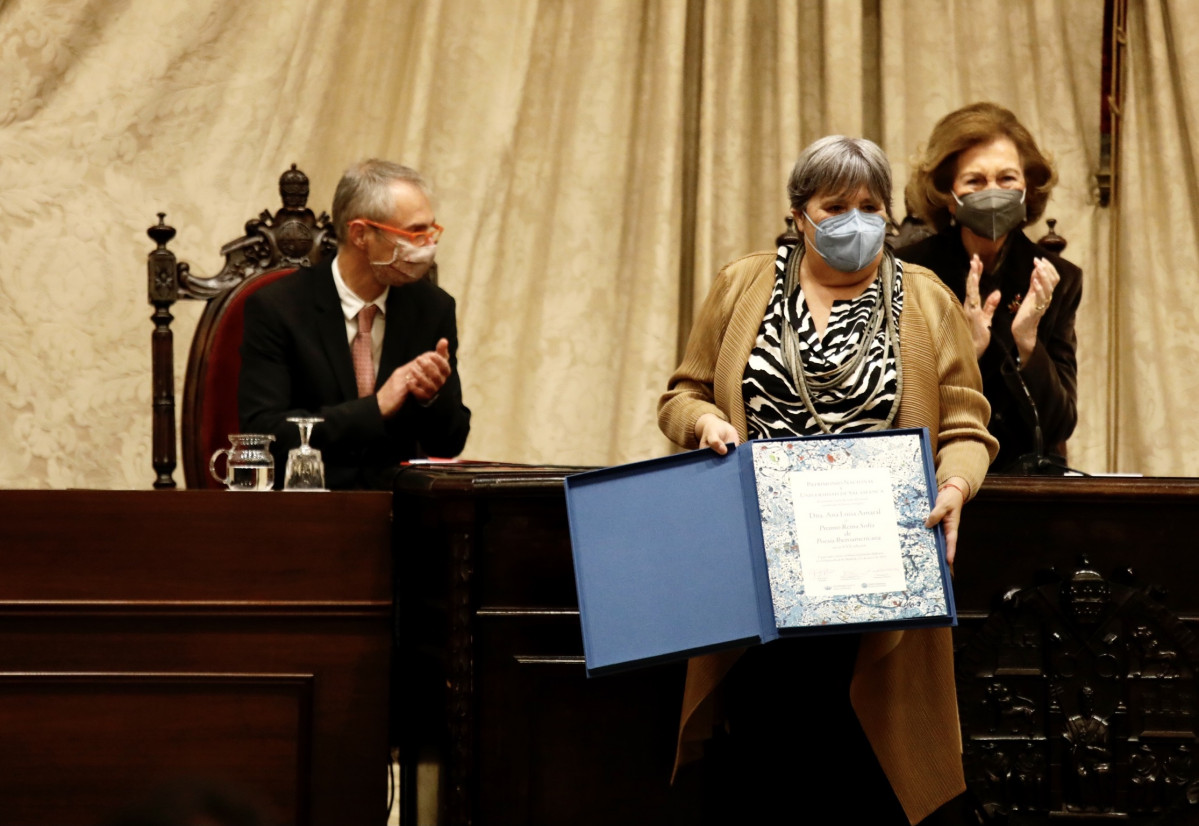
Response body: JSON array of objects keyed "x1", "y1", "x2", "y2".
[
  {"x1": 0, "y1": 490, "x2": 392, "y2": 826},
  {"x1": 394, "y1": 465, "x2": 1199, "y2": 826},
  {"x1": 393, "y1": 464, "x2": 686, "y2": 826}
]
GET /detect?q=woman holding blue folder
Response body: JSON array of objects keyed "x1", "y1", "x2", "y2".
[{"x1": 660, "y1": 136, "x2": 998, "y2": 824}]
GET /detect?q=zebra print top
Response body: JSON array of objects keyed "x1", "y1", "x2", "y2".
[{"x1": 742, "y1": 244, "x2": 904, "y2": 438}]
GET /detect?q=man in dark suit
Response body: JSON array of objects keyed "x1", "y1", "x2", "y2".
[{"x1": 239, "y1": 160, "x2": 471, "y2": 489}]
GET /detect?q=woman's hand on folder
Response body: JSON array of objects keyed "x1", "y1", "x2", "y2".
[
  {"x1": 694, "y1": 413, "x2": 740, "y2": 455},
  {"x1": 925, "y1": 477, "x2": 967, "y2": 564}
]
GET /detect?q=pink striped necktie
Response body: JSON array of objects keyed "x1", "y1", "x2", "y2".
[{"x1": 352, "y1": 304, "x2": 379, "y2": 398}]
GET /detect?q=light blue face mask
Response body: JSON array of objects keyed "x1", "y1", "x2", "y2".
[{"x1": 804, "y1": 208, "x2": 887, "y2": 273}]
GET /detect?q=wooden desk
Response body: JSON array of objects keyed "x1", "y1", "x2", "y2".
[
  {"x1": 0, "y1": 490, "x2": 392, "y2": 826},
  {"x1": 954, "y1": 475, "x2": 1199, "y2": 619},
  {"x1": 394, "y1": 466, "x2": 1199, "y2": 826}
]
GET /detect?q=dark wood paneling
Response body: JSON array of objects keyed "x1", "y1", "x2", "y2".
[
  {"x1": 395, "y1": 465, "x2": 683, "y2": 826},
  {"x1": 394, "y1": 466, "x2": 1199, "y2": 826},
  {"x1": 0, "y1": 490, "x2": 392, "y2": 826},
  {"x1": 0, "y1": 673, "x2": 312, "y2": 826},
  {"x1": 473, "y1": 614, "x2": 684, "y2": 825},
  {"x1": 955, "y1": 477, "x2": 1199, "y2": 618},
  {"x1": 0, "y1": 490, "x2": 390, "y2": 604}
]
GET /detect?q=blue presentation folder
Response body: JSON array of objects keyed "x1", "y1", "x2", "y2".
[{"x1": 564, "y1": 428, "x2": 955, "y2": 677}]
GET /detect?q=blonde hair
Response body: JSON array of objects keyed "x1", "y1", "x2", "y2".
[{"x1": 905, "y1": 102, "x2": 1057, "y2": 232}]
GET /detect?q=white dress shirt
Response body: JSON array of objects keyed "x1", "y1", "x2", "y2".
[{"x1": 331, "y1": 256, "x2": 388, "y2": 375}]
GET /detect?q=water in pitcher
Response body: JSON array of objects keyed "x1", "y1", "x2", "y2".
[{"x1": 227, "y1": 464, "x2": 274, "y2": 491}]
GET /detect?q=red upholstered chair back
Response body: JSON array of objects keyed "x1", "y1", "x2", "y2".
[
  {"x1": 147, "y1": 165, "x2": 336, "y2": 489},
  {"x1": 183, "y1": 267, "x2": 296, "y2": 489}
]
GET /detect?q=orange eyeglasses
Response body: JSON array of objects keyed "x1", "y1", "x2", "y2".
[{"x1": 352, "y1": 218, "x2": 444, "y2": 246}]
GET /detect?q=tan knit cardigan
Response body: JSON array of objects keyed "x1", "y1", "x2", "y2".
[{"x1": 658, "y1": 251, "x2": 998, "y2": 825}]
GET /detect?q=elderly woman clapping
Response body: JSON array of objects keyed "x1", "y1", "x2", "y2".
[{"x1": 899, "y1": 102, "x2": 1081, "y2": 471}]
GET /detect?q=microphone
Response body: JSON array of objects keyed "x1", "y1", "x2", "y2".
[{"x1": 998, "y1": 348, "x2": 1081, "y2": 476}]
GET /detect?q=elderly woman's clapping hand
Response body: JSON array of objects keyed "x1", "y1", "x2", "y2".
[
  {"x1": 963, "y1": 254, "x2": 1001, "y2": 359},
  {"x1": 1010, "y1": 256, "x2": 1060, "y2": 364}
]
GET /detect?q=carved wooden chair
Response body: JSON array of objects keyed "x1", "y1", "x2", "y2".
[{"x1": 147, "y1": 165, "x2": 337, "y2": 489}]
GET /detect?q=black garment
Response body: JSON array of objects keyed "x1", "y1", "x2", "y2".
[
  {"x1": 238, "y1": 260, "x2": 471, "y2": 489},
  {"x1": 897, "y1": 229, "x2": 1081, "y2": 471},
  {"x1": 685, "y1": 636, "x2": 909, "y2": 824}
]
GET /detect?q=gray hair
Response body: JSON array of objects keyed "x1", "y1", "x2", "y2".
[
  {"x1": 786, "y1": 136, "x2": 892, "y2": 217},
  {"x1": 332, "y1": 159, "x2": 433, "y2": 243}
]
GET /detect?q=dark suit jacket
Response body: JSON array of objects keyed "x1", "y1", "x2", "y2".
[
  {"x1": 897, "y1": 228, "x2": 1081, "y2": 471},
  {"x1": 238, "y1": 260, "x2": 471, "y2": 489}
]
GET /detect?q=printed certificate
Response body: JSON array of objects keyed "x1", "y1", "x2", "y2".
[
  {"x1": 751, "y1": 430, "x2": 950, "y2": 632},
  {"x1": 790, "y1": 468, "x2": 906, "y2": 597}
]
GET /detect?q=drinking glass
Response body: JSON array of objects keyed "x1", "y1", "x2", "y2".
[{"x1": 284, "y1": 417, "x2": 327, "y2": 491}]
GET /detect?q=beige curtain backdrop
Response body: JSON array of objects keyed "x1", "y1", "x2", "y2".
[
  {"x1": 1119, "y1": 0, "x2": 1199, "y2": 473},
  {"x1": 0, "y1": 0, "x2": 1191, "y2": 488}
]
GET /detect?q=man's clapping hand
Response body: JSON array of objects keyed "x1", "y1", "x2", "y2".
[{"x1": 376, "y1": 338, "x2": 452, "y2": 417}]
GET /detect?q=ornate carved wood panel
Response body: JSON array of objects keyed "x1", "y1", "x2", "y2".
[{"x1": 958, "y1": 560, "x2": 1199, "y2": 823}]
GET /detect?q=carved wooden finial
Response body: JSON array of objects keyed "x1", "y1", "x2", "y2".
[
  {"x1": 147, "y1": 213, "x2": 176, "y2": 249},
  {"x1": 1038, "y1": 217, "x2": 1067, "y2": 255},
  {"x1": 279, "y1": 163, "x2": 310, "y2": 210},
  {"x1": 775, "y1": 214, "x2": 800, "y2": 247}
]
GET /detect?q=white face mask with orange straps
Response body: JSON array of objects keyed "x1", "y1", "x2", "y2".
[
  {"x1": 352, "y1": 218, "x2": 442, "y2": 283},
  {"x1": 371, "y1": 236, "x2": 437, "y2": 281}
]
